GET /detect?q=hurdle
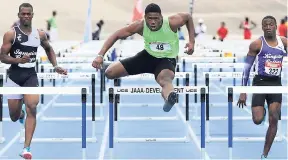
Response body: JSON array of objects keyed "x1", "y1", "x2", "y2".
[
  {"x1": 108, "y1": 86, "x2": 207, "y2": 157},
  {"x1": 181, "y1": 56, "x2": 238, "y2": 71},
  {"x1": 226, "y1": 86, "x2": 288, "y2": 159},
  {"x1": 198, "y1": 72, "x2": 287, "y2": 142},
  {"x1": 1, "y1": 72, "x2": 104, "y2": 120},
  {"x1": 191, "y1": 61, "x2": 287, "y2": 108},
  {"x1": 109, "y1": 86, "x2": 207, "y2": 143},
  {"x1": 0, "y1": 85, "x2": 89, "y2": 157},
  {"x1": 0, "y1": 72, "x2": 102, "y2": 143},
  {"x1": 114, "y1": 74, "x2": 190, "y2": 123},
  {"x1": 34, "y1": 72, "x2": 104, "y2": 120}
]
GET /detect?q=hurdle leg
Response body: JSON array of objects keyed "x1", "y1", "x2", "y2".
[
  {"x1": 229, "y1": 148, "x2": 232, "y2": 160},
  {"x1": 82, "y1": 148, "x2": 86, "y2": 160},
  {"x1": 100, "y1": 104, "x2": 104, "y2": 119},
  {"x1": 206, "y1": 121, "x2": 211, "y2": 142},
  {"x1": 0, "y1": 122, "x2": 5, "y2": 143},
  {"x1": 92, "y1": 121, "x2": 96, "y2": 140}
]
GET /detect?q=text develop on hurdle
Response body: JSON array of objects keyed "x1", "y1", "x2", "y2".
[{"x1": 114, "y1": 87, "x2": 199, "y2": 94}]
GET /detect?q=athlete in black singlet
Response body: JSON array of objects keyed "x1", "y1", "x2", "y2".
[{"x1": 0, "y1": 3, "x2": 67, "y2": 159}]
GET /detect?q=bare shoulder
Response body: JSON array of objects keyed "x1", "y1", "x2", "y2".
[
  {"x1": 168, "y1": 13, "x2": 189, "y2": 21},
  {"x1": 248, "y1": 38, "x2": 262, "y2": 56},
  {"x1": 37, "y1": 29, "x2": 48, "y2": 40},
  {"x1": 168, "y1": 13, "x2": 190, "y2": 30},
  {"x1": 128, "y1": 20, "x2": 144, "y2": 35},
  {"x1": 250, "y1": 38, "x2": 262, "y2": 50},
  {"x1": 3, "y1": 28, "x2": 16, "y2": 41}
]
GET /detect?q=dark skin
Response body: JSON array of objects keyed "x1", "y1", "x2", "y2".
[
  {"x1": 0, "y1": 6, "x2": 67, "y2": 148},
  {"x1": 237, "y1": 18, "x2": 287, "y2": 157},
  {"x1": 92, "y1": 12, "x2": 195, "y2": 101},
  {"x1": 92, "y1": 12, "x2": 195, "y2": 70}
]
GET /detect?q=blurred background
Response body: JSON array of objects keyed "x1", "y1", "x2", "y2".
[{"x1": 1, "y1": 0, "x2": 287, "y2": 42}]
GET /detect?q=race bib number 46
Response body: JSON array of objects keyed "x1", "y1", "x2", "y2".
[
  {"x1": 265, "y1": 61, "x2": 282, "y2": 76},
  {"x1": 149, "y1": 42, "x2": 171, "y2": 52}
]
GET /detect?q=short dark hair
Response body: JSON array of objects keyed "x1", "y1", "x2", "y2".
[
  {"x1": 145, "y1": 3, "x2": 161, "y2": 14},
  {"x1": 19, "y1": 3, "x2": 33, "y2": 12},
  {"x1": 53, "y1": 11, "x2": 57, "y2": 16},
  {"x1": 262, "y1": 15, "x2": 277, "y2": 24}
]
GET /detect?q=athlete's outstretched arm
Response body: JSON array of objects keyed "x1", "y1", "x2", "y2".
[
  {"x1": 0, "y1": 30, "x2": 20, "y2": 64},
  {"x1": 39, "y1": 30, "x2": 57, "y2": 67},
  {"x1": 169, "y1": 13, "x2": 195, "y2": 44},
  {"x1": 241, "y1": 39, "x2": 261, "y2": 86},
  {"x1": 237, "y1": 39, "x2": 261, "y2": 108},
  {"x1": 98, "y1": 20, "x2": 143, "y2": 56}
]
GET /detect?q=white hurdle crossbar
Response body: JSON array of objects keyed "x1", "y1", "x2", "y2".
[
  {"x1": 0, "y1": 86, "x2": 92, "y2": 154},
  {"x1": 1, "y1": 73, "x2": 105, "y2": 123},
  {"x1": 182, "y1": 57, "x2": 238, "y2": 63},
  {"x1": 114, "y1": 71, "x2": 192, "y2": 120},
  {"x1": 37, "y1": 73, "x2": 104, "y2": 131},
  {"x1": 198, "y1": 72, "x2": 287, "y2": 144},
  {"x1": 0, "y1": 73, "x2": 103, "y2": 146},
  {"x1": 225, "y1": 86, "x2": 288, "y2": 159},
  {"x1": 107, "y1": 86, "x2": 207, "y2": 149}
]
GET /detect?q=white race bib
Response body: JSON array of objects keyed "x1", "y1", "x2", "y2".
[
  {"x1": 264, "y1": 61, "x2": 282, "y2": 76},
  {"x1": 149, "y1": 42, "x2": 171, "y2": 52}
]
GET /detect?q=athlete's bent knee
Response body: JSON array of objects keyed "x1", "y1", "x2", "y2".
[
  {"x1": 157, "y1": 77, "x2": 173, "y2": 87},
  {"x1": 104, "y1": 68, "x2": 116, "y2": 79},
  {"x1": 269, "y1": 112, "x2": 279, "y2": 125},
  {"x1": 26, "y1": 104, "x2": 37, "y2": 116},
  {"x1": 253, "y1": 116, "x2": 264, "y2": 125},
  {"x1": 10, "y1": 115, "x2": 19, "y2": 122},
  {"x1": 157, "y1": 70, "x2": 174, "y2": 87}
]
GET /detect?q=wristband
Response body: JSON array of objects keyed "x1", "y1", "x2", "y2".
[{"x1": 97, "y1": 55, "x2": 104, "y2": 58}]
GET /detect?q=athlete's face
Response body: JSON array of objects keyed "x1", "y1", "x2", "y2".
[
  {"x1": 262, "y1": 18, "x2": 277, "y2": 37},
  {"x1": 145, "y1": 12, "x2": 163, "y2": 31},
  {"x1": 18, "y1": 7, "x2": 33, "y2": 27}
]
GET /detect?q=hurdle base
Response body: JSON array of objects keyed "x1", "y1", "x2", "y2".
[
  {"x1": 114, "y1": 137, "x2": 188, "y2": 143},
  {"x1": 118, "y1": 116, "x2": 178, "y2": 121},
  {"x1": 82, "y1": 148, "x2": 86, "y2": 160},
  {"x1": 19, "y1": 137, "x2": 97, "y2": 143},
  {"x1": 52, "y1": 103, "x2": 105, "y2": 107},
  {"x1": 206, "y1": 136, "x2": 283, "y2": 142},
  {"x1": 40, "y1": 116, "x2": 104, "y2": 121},
  {"x1": 191, "y1": 116, "x2": 288, "y2": 121},
  {"x1": 118, "y1": 103, "x2": 162, "y2": 107},
  {"x1": 0, "y1": 137, "x2": 5, "y2": 143}
]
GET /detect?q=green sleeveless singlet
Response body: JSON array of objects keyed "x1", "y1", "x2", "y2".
[{"x1": 143, "y1": 17, "x2": 179, "y2": 58}]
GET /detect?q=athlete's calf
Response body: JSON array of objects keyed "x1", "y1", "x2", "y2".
[
  {"x1": 23, "y1": 94, "x2": 39, "y2": 148},
  {"x1": 156, "y1": 69, "x2": 176, "y2": 112}
]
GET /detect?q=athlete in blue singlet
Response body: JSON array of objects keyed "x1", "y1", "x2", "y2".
[
  {"x1": 237, "y1": 16, "x2": 287, "y2": 159},
  {"x1": 0, "y1": 3, "x2": 67, "y2": 159}
]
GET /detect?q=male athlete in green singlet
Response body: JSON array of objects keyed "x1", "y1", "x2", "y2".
[{"x1": 92, "y1": 3, "x2": 195, "y2": 112}]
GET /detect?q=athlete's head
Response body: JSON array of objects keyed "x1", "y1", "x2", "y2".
[
  {"x1": 262, "y1": 16, "x2": 277, "y2": 38},
  {"x1": 144, "y1": 3, "x2": 163, "y2": 31},
  {"x1": 18, "y1": 3, "x2": 33, "y2": 27}
]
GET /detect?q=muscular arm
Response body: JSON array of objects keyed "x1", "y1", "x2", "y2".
[
  {"x1": 169, "y1": 13, "x2": 195, "y2": 44},
  {"x1": 98, "y1": 20, "x2": 143, "y2": 56},
  {"x1": 39, "y1": 30, "x2": 57, "y2": 66},
  {"x1": 0, "y1": 30, "x2": 20, "y2": 64},
  {"x1": 241, "y1": 39, "x2": 261, "y2": 86}
]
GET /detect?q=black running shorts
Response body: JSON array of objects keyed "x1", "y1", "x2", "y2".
[
  {"x1": 251, "y1": 75, "x2": 282, "y2": 107},
  {"x1": 5, "y1": 66, "x2": 39, "y2": 99},
  {"x1": 119, "y1": 49, "x2": 177, "y2": 78}
]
